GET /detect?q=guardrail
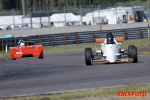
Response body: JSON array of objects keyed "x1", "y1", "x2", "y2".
[{"x1": 0, "y1": 27, "x2": 148, "y2": 51}]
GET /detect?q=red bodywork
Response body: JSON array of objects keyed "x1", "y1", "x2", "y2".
[{"x1": 9, "y1": 44, "x2": 43, "y2": 60}]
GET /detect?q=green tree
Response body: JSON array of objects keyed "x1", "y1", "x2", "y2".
[
  {"x1": 0, "y1": 0, "x2": 2, "y2": 11},
  {"x1": 143, "y1": 0, "x2": 150, "y2": 12},
  {"x1": 0, "y1": 0, "x2": 149, "y2": 13},
  {"x1": 2, "y1": 0, "x2": 22, "y2": 9}
]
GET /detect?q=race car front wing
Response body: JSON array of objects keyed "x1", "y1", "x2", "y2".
[{"x1": 91, "y1": 59, "x2": 133, "y2": 64}]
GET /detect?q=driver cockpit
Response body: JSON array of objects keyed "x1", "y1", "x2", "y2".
[
  {"x1": 106, "y1": 32, "x2": 115, "y2": 44},
  {"x1": 18, "y1": 40, "x2": 25, "y2": 46}
]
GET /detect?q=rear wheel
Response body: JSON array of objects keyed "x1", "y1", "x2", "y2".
[
  {"x1": 131, "y1": 46, "x2": 138, "y2": 63},
  {"x1": 85, "y1": 48, "x2": 92, "y2": 65}
]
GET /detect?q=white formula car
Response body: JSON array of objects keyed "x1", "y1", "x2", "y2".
[{"x1": 85, "y1": 33, "x2": 138, "y2": 65}]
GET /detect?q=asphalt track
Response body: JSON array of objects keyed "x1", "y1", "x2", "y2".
[{"x1": 0, "y1": 51, "x2": 150, "y2": 98}]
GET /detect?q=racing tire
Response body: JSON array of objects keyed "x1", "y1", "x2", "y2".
[
  {"x1": 39, "y1": 51, "x2": 44, "y2": 59},
  {"x1": 128, "y1": 45, "x2": 135, "y2": 58},
  {"x1": 85, "y1": 48, "x2": 92, "y2": 65},
  {"x1": 39, "y1": 56, "x2": 43, "y2": 59},
  {"x1": 10, "y1": 53, "x2": 16, "y2": 60},
  {"x1": 131, "y1": 46, "x2": 138, "y2": 63}
]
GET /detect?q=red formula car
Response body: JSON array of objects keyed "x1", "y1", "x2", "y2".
[{"x1": 9, "y1": 40, "x2": 43, "y2": 60}]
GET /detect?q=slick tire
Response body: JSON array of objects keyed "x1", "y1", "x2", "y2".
[
  {"x1": 85, "y1": 48, "x2": 92, "y2": 65},
  {"x1": 39, "y1": 51, "x2": 44, "y2": 59},
  {"x1": 131, "y1": 46, "x2": 138, "y2": 63},
  {"x1": 128, "y1": 45, "x2": 135, "y2": 58},
  {"x1": 39, "y1": 56, "x2": 43, "y2": 59}
]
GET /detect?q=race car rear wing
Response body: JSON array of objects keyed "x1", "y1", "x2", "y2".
[
  {"x1": 95, "y1": 37, "x2": 124, "y2": 43},
  {"x1": 115, "y1": 37, "x2": 124, "y2": 42}
]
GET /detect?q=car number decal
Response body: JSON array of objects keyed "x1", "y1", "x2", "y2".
[{"x1": 16, "y1": 52, "x2": 22, "y2": 54}]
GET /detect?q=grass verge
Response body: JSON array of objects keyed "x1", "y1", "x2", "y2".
[{"x1": 0, "y1": 84, "x2": 150, "y2": 100}]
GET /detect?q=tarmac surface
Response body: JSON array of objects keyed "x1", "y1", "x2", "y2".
[{"x1": 0, "y1": 51, "x2": 150, "y2": 98}]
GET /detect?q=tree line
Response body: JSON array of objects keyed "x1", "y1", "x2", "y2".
[
  {"x1": 0, "y1": 0, "x2": 149, "y2": 14},
  {"x1": 1, "y1": 0, "x2": 147, "y2": 10}
]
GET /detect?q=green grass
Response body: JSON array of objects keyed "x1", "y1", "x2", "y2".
[
  {"x1": 0, "y1": 51, "x2": 9, "y2": 58},
  {"x1": 121, "y1": 38, "x2": 150, "y2": 47},
  {"x1": 0, "y1": 84, "x2": 150, "y2": 100}
]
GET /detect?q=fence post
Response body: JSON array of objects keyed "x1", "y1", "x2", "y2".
[
  {"x1": 50, "y1": 34, "x2": 54, "y2": 47},
  {"x1": 91, "y1": 5, "x2": 94, "y2": 25},
  {"x1": 92, "y1": 31, "x2": 94, "y2": 43},
  {"x1": 47, "y1": 7, "x2": 50, "y2": 26},
  {"x1": 64, "y1": 6, "x2": 66, "y2": 25},
  {"x1": 148, "y1": 28, "x2": 150, "y2": 39},
  {"x1": 14, "y1": 37, "x2": 17, "y2": 46},
  {"x1": 27, "y1": 36, "x2": 29, "y2": 41},
  {"x1": 115, "y1": 4, "x2": 117, "y2": 24},
  {"x1": 76, "y1": 32, "x2": 79, "y2": 45},
  {"x1": 100, "y1": 24, "x2": 102, "y2": 31},
  {"x1": 148, "y1": 25, "x2": 150, "y2": 39},
  {"x1": 0, "y1": 40, "x2": 1, "y2": 51},
  {"x1": 123, "y1": 29, "x2": 126, "y2": 40},
  {"x1": 64, "y1": 33, "x2": 67, "y2": 45},
  {"x1": 30, "y1": 8, "x2": 33, "y2": 28},
  {"x1": 5, "y1": 45, "x2": 7, "y2": 53},
  {"x1": 79, "y1": 5, "x2": 83, "y2": 25},
  {"x1": 38, "y1": 35, "x2": 42, "y2": 44},
  {"x1": 138, "y1": 27, "x2": 142, "y2": 39},
  {"x1": 12, "y1": 8, "x2": 15, "y2": 28},
  {"x1": 98, "y1": 5, "x2": 100, "y2": 23},
  {"x1": 107, "y1": 30, "x2": 110, "y2": 33}
]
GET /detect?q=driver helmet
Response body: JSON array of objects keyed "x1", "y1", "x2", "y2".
[{"x1": 18, "y1": 40, "x2": 24, "y2": 44}]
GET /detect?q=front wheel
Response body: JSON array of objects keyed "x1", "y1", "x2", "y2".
[
  {"x1": 10, "y1": 53, "x2": 16, "y2": 60},
  {"x1": 39, "y1": 56, "x2": 43, "y2": 59},
  {"x1": 39, "y1": 51, "x2": 44, "y2": 59},
  {"x1": 11, "y1": 58, "x2": 16, "y2": 60},
  {"x1": 85, "y1": 48, "x2": 92, "y2": 65},
  {"x1": 128, "y1": 45, "x2": 135, "y2": 58},
  {"x1": 131, "y1": 46, "x2": 138, "y2": 63}
]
